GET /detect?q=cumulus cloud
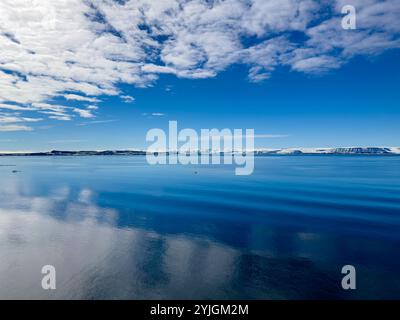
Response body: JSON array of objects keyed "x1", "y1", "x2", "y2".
[{"x1": 0, "y1": 0, "x2": 398, "y2": 128}]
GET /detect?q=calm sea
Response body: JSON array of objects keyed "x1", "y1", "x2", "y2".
[{"x1": 0, "y1": 155, "x2": 399, "y2": 299}]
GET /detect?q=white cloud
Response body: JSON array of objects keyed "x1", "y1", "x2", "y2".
[
  {"x1": 142, "y1": 112, "x2": 165, "y2": 117},
  {"x1": 63, "y1": 94, "x2": 100, "y2": 103},
  {"x1": 0, "y1": 124, "x2": 33, "y2": 132},
  {"x1": 77, "y1": 119, "x2": 117, "y2": 126},
  {"x1": 0, "y1": 103, "x2": 35, "y2": 111},
  {"x1": 72, "y1": 108, "x2": 95, "y2": 118},
  {"x1": 241, "y1": 0, "x2": 318, "y2": 36},
  {"x1": 291, "y1": 56, "x2": 341, "y2": 73},
  {"x1": 0, "y1": 0, "x2": 398, "y2": 127},
  {"x1": 248, "y1": 66, "x2": 270, "y2": 83},
  {"x1": 49, "y1": 115, "x2": 72, "y2": 121},
  {"x1": 120, "y1": 95, "x2": 135, "y2": 103},
  {"x1": 0, "y1": 115, "x2": 42, "y2": 123}
]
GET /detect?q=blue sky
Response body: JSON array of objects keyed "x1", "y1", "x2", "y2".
[{"x1": 0, "y1": 1, "x2": 399, "y2": 151}]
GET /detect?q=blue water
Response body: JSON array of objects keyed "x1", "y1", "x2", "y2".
[{"x1": 0, "y1": 156, "x2": 399, "y2": 299}]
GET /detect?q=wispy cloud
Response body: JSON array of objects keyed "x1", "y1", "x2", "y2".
[
  {"x1": 0, "y1": 115, "x2": 42, "y2": 123},
  {"x1": 0, "y1": 112, "x2": 42, "y2": 131},
  {"x1": 0, "y1": 0, "x2": 398, "y2": 127},
  {"x1": 142, "y1": 112, "x2": 166, "y2": 117},
  {"x1": 121, "y1": 95, "x2": 135, "y2": 103},
  {"x1": 63, "y1": 94, "x2": 100, "y2": 103},
  {"x1": 0, "y1": 124, "x2": 33, "y2": 132},
  {"x1": 77, "y1": 119, "x2": 117, "y2": 126}
]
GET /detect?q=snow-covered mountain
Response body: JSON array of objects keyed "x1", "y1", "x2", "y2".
[{"x1": 254, "y1": 147, "x2": 400, "y2": 155}]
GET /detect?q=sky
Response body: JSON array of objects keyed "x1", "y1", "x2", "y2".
[{"x1": 0, "y1": 0, "x2": 399, "y2": 151}]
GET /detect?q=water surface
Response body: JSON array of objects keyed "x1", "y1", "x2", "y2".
[{"x1": 0, "y1": 156, "x2": 399, "y2": 299}]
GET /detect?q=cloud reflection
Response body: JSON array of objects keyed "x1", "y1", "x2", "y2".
[{"x1": 0, "y1": 165, "x2": 399, "y2": 299}]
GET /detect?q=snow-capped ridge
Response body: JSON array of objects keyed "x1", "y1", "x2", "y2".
[{"x1": 254, "y1": 147, "x2": 400, "y2": 155}]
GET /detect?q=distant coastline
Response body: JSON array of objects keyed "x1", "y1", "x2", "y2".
[{"x1": 0, "y1": 147, "x2": 399, "y2": 156}]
